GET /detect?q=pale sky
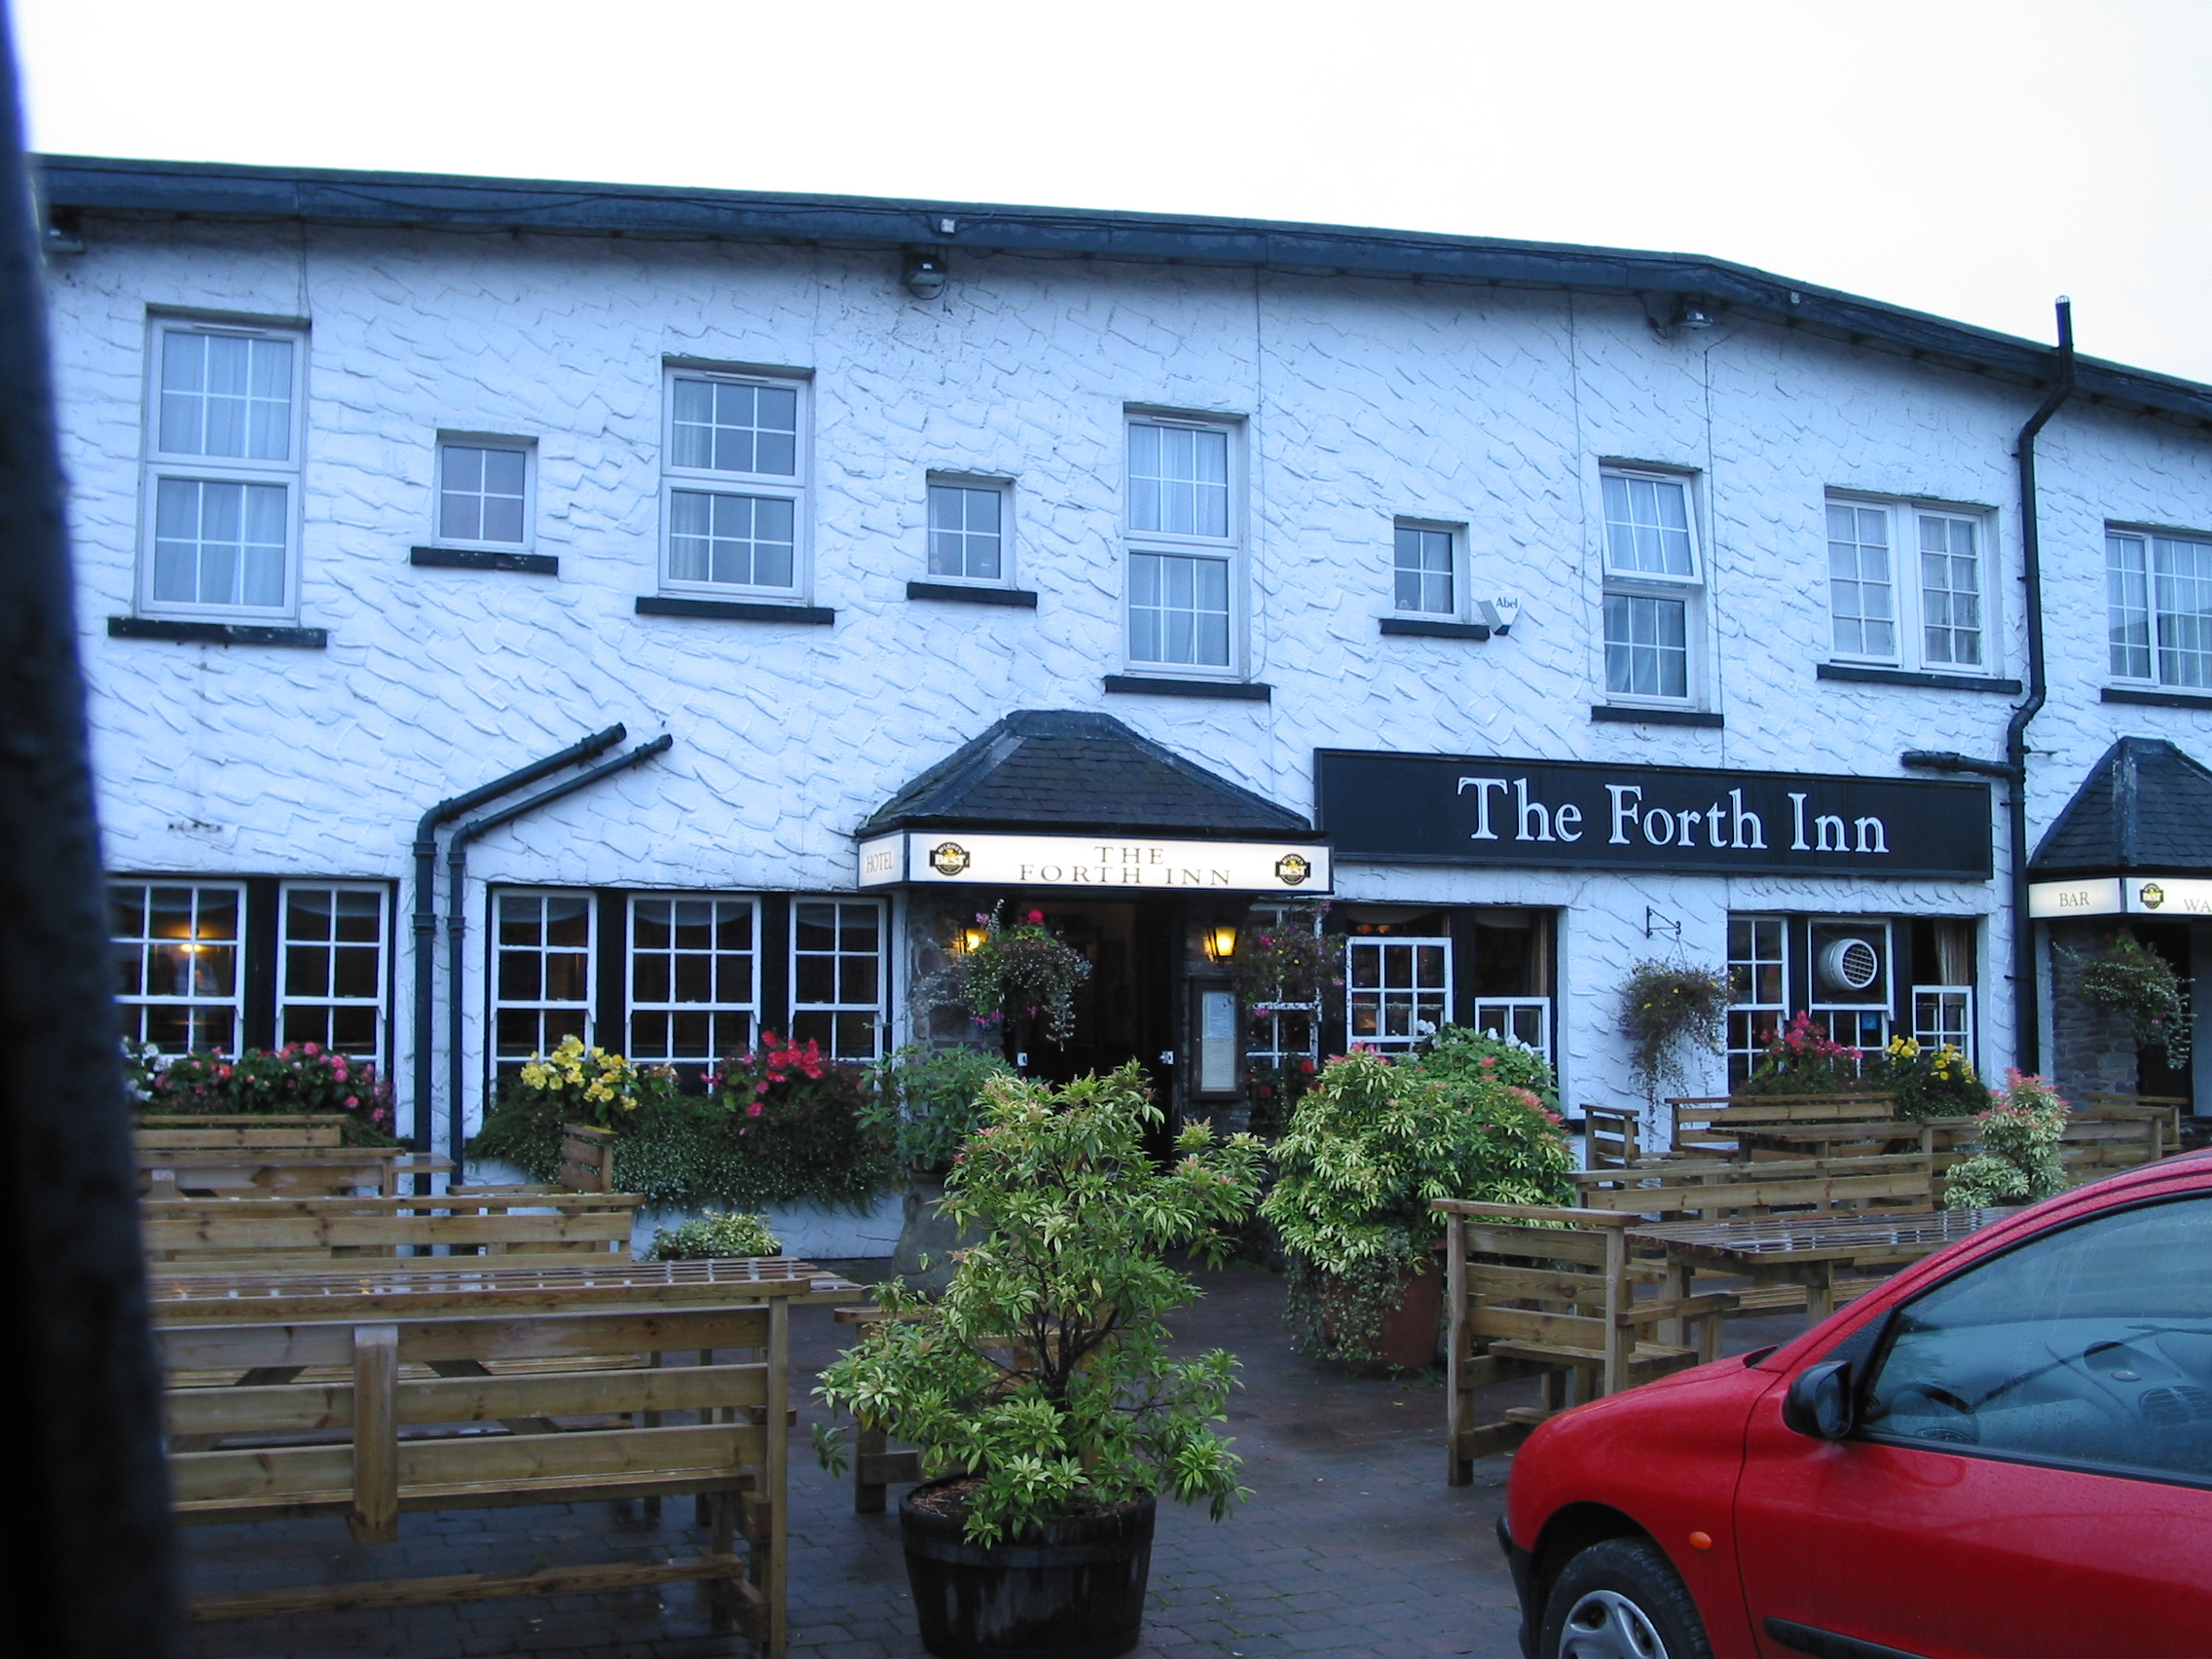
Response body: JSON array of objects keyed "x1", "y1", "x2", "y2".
[{"x1": 18, "y1": 0, "x2": 2212, "y2": 382}]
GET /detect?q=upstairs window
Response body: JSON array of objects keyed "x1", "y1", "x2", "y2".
[
  {"x1": 143, "y1": 321, "x2": 303, "y2": 618},
  {"x1": 662, "y1": 370, "x2": 806, "y2": 598},
  {"x1": 1393, "y1": 523, "x2": 1456, "y2": 615},
  {"x1": 437, "y1": 439, "x2": 531, "y2": 546},
  {"x1": 1825, "y1": 496, "x2": 1993, "y2": 675},
  {"x1": 2109, "y1": 528, "x2": 2212, "y2": 688},
  {"x1": 1601, "y1": 468, "x2": 1701, "y2": 701},
  {"x1": 927, "y1": 479, "x2": 1008, "y2": 582},
  {"x1": 1125, "y1": 417, "x2": 1239, "y2": 672}
]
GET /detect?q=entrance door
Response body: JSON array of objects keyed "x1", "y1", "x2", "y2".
[
  {"x1": 2129, "y1": 921, "x2": 2194, "y2": 1111},
  {"x1": 1013, "y1": 900, "x2": 1175, "y2": 1120}
]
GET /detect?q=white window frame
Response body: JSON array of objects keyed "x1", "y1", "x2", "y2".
[
  {"x1": 924, "y1": 473, "x2": 1014, "y2": 587},
  {"x1": 1725, "y1": 913, "x2": 1788, "y2": 1088},
  {"x1": 1124, "y1": 411, "x2": 1244, "y2": 679},
  {"x1": 1471, "y1": 997, "x2": 1551, "y2": 1059},
  {"x1": 489, "y1": 888, "x2": 596, "y2": 1076},
  {"x1": 659, "y1": 365, "x2": 809, "y2": 601},
  {"x1": 434, "y1": 433, "x2": 535, "y2": 552},
  {"x1": 1824, "y1": 493, "x2": 2000, "y2": 677},
  {"x1": 789, "y1": 898, "x2": 887, "y2": 1061},
  {"x1": 2106, "y1": 525, "x2": 2212, "y2": 690},
  {"x1": 111, "y1": 878, "x2": 249, "y2": 1054},
  {"x1": 1911, "y1": 985, "x2": 1976, "y2": 1067},
  {"x1": 139, "y1": 316, "x2": 307, "y2": 622},
  {"x1": 1391, "y1": 518, "x2": 1465, "y2": 618},
  {"x1": 1598, "y1": 465, "x2": 1705, "y2": 707},
  {"x1": 276, "y1": 881, "x2": 390, "y2": 1069},
  {"x1": 1344, "y1": 935, "x2": 1453, "y2": 1052},
  {"x1": 626, "y1": 894, "x2": 761, "y2": 1068}
]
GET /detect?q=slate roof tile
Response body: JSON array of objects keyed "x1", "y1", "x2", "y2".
[
  {"x1": 2030, "y1": 736, "x2": 2212, "y2": 876},
  {"x1": 858, "y1": 710, "x2": 1312, "y2": 838}
]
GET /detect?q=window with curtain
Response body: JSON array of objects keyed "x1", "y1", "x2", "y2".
[
  {"x1": 143, "y1": 322, "x2": 301, "y2": 617},
  {"x1": 2108, "y1": 529, "x2": 2212, "y2": 688},
  {"x1": 111, "y1": 881, "x2": 246, "y2": 1053}
]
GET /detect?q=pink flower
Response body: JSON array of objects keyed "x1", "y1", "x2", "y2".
[
  {"x1": 1026, "y1": 909, "x2": 1044, "y2": 925},
  {"x1": 345, "y1": 1094, "x2": 358, "y2": 1108},
  {"x1": 746, "y1": 1102, "x2": 764, "y2": 1118},
  {"x1": 304, "y1": 1042, "x2": 320, "y2": 1056}
]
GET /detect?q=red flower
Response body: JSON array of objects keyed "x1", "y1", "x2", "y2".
[
  {"x1": 746, "y1": 1101, "x2": 764, "y2": 1118},
  {"x1": 1298, "y1": 1059, "x2": 1316, "y2": 1074},
  {"x1": 1025, "y1": 909, "x2": 1044, "y2": 925}
]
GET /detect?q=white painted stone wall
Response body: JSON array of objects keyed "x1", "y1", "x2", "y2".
[{"x1": 41, "y1": 210, "x2": 2212, "y2": 1140}]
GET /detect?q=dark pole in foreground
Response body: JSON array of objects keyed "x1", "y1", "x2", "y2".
[{"x1": 0, "y1": 1, "x2": 181, "y2": 1651}]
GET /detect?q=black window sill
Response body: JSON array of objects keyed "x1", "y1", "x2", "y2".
[
  {"x1": 1380, "y1": 616, "x2": 1492, "y2": 642},
  {"x1": 1590, "y1": 704, "x2": 1723, "y2": 728},
  {"x1": 412, "y1": 545, "x2": 559, "y2": 575},
  {"x1": 1818, "y1": 662, "x2": 2022, "y2": 694},
  {"x1": 635, "y1": 596, "x2": 835, "y2": 625},
  {"x1": 1102, "y1": 675, "x2": 1272, "y2": 702},
  {"x1": 108, "y1": 616, "x2": 328, "y2": 648},
  {"x1": 2103, "y1": 684, "x2": 2212, "y2": 711},
  {"x1": 906, "y1": 580, "x2": 1038, "y2": 608}
]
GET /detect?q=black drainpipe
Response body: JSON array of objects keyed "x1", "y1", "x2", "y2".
[
  {"x1": 409, "y1": 724, "x2": 625, "y2": 1153},
  {"x1": 1901, "y1": 298, "x2": 2073, "y2": 1076},
  {"x1": 2007, "y1": 299, "x2": 2077, "y2": 1073},
  {"x1": 446, "y1": 734, "x2": 674, "y2": 1183}
]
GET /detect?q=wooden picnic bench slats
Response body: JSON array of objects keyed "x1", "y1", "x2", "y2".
[
  {"x1": 161, "y1": 1300, "x2": 790, "y2": 1653},
  {"x1": 137, "y1": 1116, "x2": 350, "y2": 1149}
]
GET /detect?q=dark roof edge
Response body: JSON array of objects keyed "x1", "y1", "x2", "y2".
[
  {"x1": 37, "y1": 153, "x2": 2212, "y2": 432},
  {"x1": 863, "y1": 814, "x2": 1329, "y2": 841}
]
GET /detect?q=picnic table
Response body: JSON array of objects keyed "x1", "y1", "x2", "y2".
[
  {"x1": 1725, "y1": 1120, "x2": 1939, "y2": 1161},
  {"x1": 147, "y1": 1254, "x2": 863, "y2": 1322},
  {"x1": 1628, "y1": 1207, "x2": 2010, "y2": 1322}
]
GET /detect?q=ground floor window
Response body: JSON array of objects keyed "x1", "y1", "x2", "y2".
[
  {"x1": 1331, "y1": 905, "x2": 1557, "y2": 1061},
  {"x1": 492, "y1": 890, "x2": 594, "y2": 1070},
  {"x1": 1725, "y1": 910, "x2": 1979, "y2": 1087},
  {"x1": 792, "y1": 899, "x2": 886, "y2": 1060},
  {"x1": 277, "y1": 882, "x2": 388, "y2": 1068},
  {"x1": 111, "y1": 880, "x2": 245, "y2": 1052},
  {"x1": 628, "y1": 896, "x2": 758, "y2": 1066}
]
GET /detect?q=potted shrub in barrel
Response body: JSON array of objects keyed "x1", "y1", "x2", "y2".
[
  {"x1": 815, "y1": 1062, "x2": 1262, "y2": 1659},
  {"x1": 1262, "y1": 1031, "x2": 1575, "y2": 1373}
]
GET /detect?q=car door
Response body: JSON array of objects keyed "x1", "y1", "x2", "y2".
[{"x1": 1734, "y1": 1190, "x2": 2212, "y2": 1659}]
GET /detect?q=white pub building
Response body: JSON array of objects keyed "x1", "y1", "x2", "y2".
[{"x1": 36, "y1": 154, "x2": 2212, "y2": 1161}]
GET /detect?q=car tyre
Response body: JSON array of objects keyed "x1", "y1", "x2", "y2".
[{"x1": 1539, "y1": 1536, "x2": 1714, "y2": 1659}]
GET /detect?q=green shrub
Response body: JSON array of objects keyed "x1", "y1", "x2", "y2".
[
  {"x1": 1944, "y1": 1071, "x2": 2070, "y2": 1209},
  {"x1": 470, "y1": 1031, "x2": 897, "y2": 1210},
  {"x1": 1261, "y1": 1046, "x2": 1574, "y2": 1367},
  {"x1": 645, "y1": 1210, "x2": 782, "y2": 1260},
  {"x1": 1405, "y1": 1024, "x2": 1561, "y2": 1113},
  {"x1": 861, "y1": 1044, "x2": 1016, "y2": 1173},
  {"x1": 814, "y1": 1064, "x2": 1262, "y2": 1545}
]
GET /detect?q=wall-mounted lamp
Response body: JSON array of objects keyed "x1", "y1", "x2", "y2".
[
  {"x1": 1642, "y1": 292, "x2": 1719, "y2": 338},
  {"x1": 1204, "y1": 923, "x2": 1239, "y2": 963},
  {"x1": 954, "y1": 924, "x2": 989, "y2": 955},
  {"x1": 902, "y1": 246, "x2": 949, "y2": 301}
]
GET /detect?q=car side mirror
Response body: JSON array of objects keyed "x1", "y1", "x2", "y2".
[{"x1": 1782, "y1": 1359, "x2": 1857, "y2": 1441}]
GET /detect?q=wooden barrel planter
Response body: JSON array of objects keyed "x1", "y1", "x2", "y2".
[{"x1": 900, "y1": 1477, "x2": 1157, "y2": 1659}]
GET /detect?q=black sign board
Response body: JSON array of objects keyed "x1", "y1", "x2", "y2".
[{"x1": 1315, "y1": 751, "x2": 1992, "y2": 880}]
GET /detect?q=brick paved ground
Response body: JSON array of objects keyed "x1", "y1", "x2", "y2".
[{"x1": 174, "y1": 1261, "x2": 1798, "y2": 1659}]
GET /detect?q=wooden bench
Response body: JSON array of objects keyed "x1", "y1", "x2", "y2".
[
  {"x1": 141, "y1": 1192, "x2": 645, "y2": 1272},
  {"x1": 1569, "y1": 1154, "x2": 1936, "y2": 1223},
  {"x1": 2083, "y1": 1093, "x2": 2188, "y2": 1151},
  {"x1": 160, "y1": 1301, "x2": 788, "y2": 1654},
  {"x1": 2061, "y1": 1108, "x2": 2167, "y2": 1173},
  {"x1": 1582, "y1": 1094, "x2": 1899, "y2": 1167},
  {"x1": 136, "y1": 1114, "x2": 350, "y2": 1148},
  {"x1": 135, "y1": 1115, "x2": 453, "y2": 1198},
  {"x1": 1433, "y1": 1199, "x2": 1733, "y2": 1486}
]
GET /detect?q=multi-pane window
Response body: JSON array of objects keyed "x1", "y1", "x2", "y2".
[
  {"x1": 2108, "y1": 529, "x2": 2212, "y2": 688},
  {"x1": 927, "y1": 481, "x2": 1006, "y2": 581},
  {"x1": 629, "y1": 897, "x2": 758, "y2": 1067},
  {"x1": 1919, "y1": 513, "x2": 1983, "y2": 665},
  {"x1": 1130, "y1": 553, "x2": 1231, "y2": 666},
  {"x1": 438, "y1": 441, "x2": 530, "y2": 545},
  {"x1": 111, "y1": 882, "x2": 245, "y2": 1053},
  {"x1": 1345, "y1": 937, "x2": 1451, "y2": 1052},
  {"x1": 1913, "y1": 987, "x2": 1974, "y2": 1058},
  {"x1": 1394, "y1": 525, "x2": 1455, "y2": 614},
  {"x1": 1826, "y1": 502, "x2": 1896, "y2": 657},
  {"x1": 791, "y1": 901, "x2": 884, "y2": 1060},
  {"x1": 662, "y1": 371, "x2": 805, "y2": 597},
  {"x1": 1126, "y1": 418, "x2": 1237, "y2": 671},
  {"x1": 144, "y1": 322, "x2": 301, "y2": 617},
  {"x1": 492, "y1": 892, "x2": 593, "y2": 1070},
  {"x1": 1825, "y1": 496, "x2": 1994, "y2": 674},
  {"x1": 1601, "y1": 469, "x2": 1700, "y2": 702},
  {"x1": 1726, "y1": 915, "x2": 1787, "y2": 1088},
  {"x1": 277, "y1": 884, "x2": 387, "y2": 1063}
]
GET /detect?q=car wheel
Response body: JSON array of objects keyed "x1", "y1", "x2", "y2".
[{"x1": 1539, "y1": 1536, "x2": 1714, "y2": 1659}]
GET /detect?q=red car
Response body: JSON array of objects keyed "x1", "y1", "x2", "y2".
[{"x1": 1501, "y1": 1150, "x2": 2212, "y2": 1659}]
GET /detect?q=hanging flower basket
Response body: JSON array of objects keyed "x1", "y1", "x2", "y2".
[
  {"x1": 2072, "y1": 934, "x2": 2193, "y2": 1070},
  {"x1": 1616, "y1": 959, "x2": 1730, "y2": 1103},
  {"x1": 922, "y1": 903, "x2": 1093, "y2": 1047}
]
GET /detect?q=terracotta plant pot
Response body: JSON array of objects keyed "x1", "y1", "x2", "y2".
[
  {"x1": 900, "y1": 1476, "x2": 1157, "y2": 1659},
  {"x1": 1322, "y1": 1255, "x2": 1444, "y2": 1374}
]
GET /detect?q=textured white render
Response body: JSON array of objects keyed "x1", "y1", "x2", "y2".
[{"x1": 42, "y1": 213, "x2": 2212, "y2": 1133}]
